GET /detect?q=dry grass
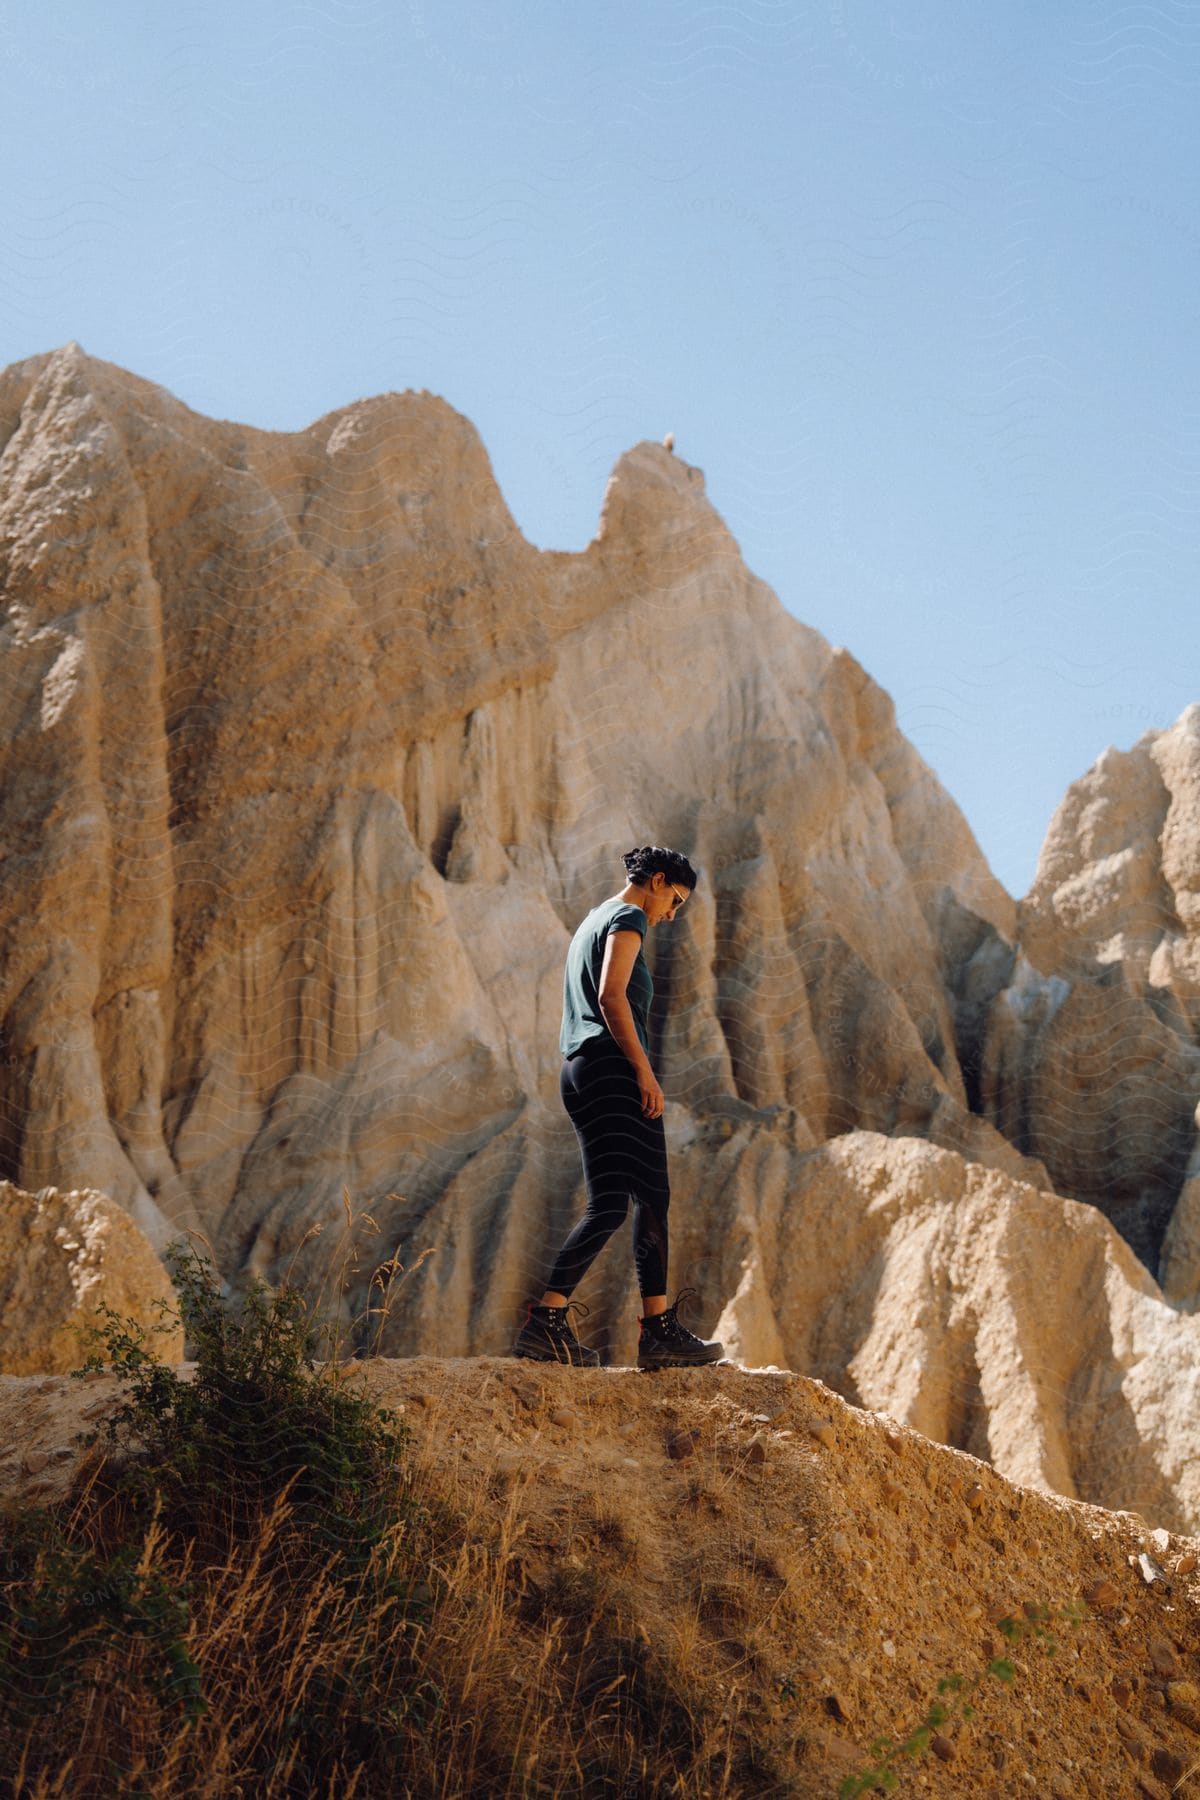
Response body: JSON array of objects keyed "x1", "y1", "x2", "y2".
[
  {"x1": 0, "y1": 1206, "x2": 774, "y2": 1800},
  {"x1": 1, "y1": 1437, "x2": 766, "y2": 1799}
]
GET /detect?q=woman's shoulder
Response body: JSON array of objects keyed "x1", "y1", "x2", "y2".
[
  {"x1": 605, "y1": 901, "x2": 647, "y2": 935},
  {"x1": 582, "y1": 895, "x2": 644, "y2": 931}
]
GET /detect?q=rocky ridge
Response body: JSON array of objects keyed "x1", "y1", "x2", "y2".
[{"x1": 3, "y1": 1354, "x2": 1200, "y2": 1796}]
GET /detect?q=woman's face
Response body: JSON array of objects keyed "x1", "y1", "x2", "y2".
[{"x1": 649, "y1": 874, "x2": 689, "y2": 926}]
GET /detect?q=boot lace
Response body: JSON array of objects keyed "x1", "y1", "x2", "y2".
[
  {"x1": 653, "y1": 1287, "x2": 704, "y2": 1344},
  {"x1": 529, "y1": 1298, "x2": 590, "y2": 1339}
]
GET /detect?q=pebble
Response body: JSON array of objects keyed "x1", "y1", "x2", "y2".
[
  {"x1": 667, "y1": 1429, "x2": 700, "y2": 1462},
  {"x1": 825, "y1": 1690, "x2": 854, "y2": 1723},
  {"x1": 1084, "y1": 1579, "x2": 1120, "y2": 1610},
  {"x1": 930, "y1": 1734, "x2": 955, "y2": 1763},
  {"x1": 965, "y1": 1482, "x2": 985, "y2": 1511},
  {"x1": 616, "y1": 1420, "x2": 637, "y2": 1438},
  {"x1": 1148, "y1": 1635, "x2": 1182, "y2": 1681},
  {"x1": 882, "y1": 1638, "x2": 896, "y2": 1658},
  {"x1": 1150, "y1": 1527, "x2": 1171, "y2": 1555},
  {"x1": 1177, "y1": 1551, "x2": 1198, "y2": 1576},
  {"x1": 21, "y1": 1449, "x2": 49, "y2": 1474},
  {"x1": 1139, "y1": 1552, "x2": 1169, "y2": 1587},
  {"x1": 1151, "y1": 1747, "x2": 1187, "y2": 1787},
  {"x1": 549, "y1": 1408, "x2": 577, "y2": 1430},
  {"x1": 810, "y1": 1421, "x2": 836, "y2": 1449},
  {"x1": 831, "y1": 1532, "x2": 851, "y2": 1559}
]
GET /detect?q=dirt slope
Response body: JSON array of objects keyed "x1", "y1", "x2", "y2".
[{"x1": 4, "y1": 1356, "x2": 1200, "y2": 1796}]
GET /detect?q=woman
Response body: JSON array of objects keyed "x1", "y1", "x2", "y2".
[{"x1": 512, "y1": 844, "x2": 725, "y2": 1370}]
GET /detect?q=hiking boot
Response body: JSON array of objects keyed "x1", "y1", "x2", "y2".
[
  {"x1": 637, "y1": 1287, "x2": 725, "y2": 1369},
  {"x1": 512, "y1": 1298, "x2": 601, "y2": 1367}
]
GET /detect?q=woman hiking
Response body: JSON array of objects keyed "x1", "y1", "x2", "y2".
[{"x1": 512, "y1": 845, "x2": 725, "y2": 1370}]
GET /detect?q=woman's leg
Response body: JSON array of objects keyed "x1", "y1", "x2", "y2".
[
  {"x1": 544, "y1": 1042, "x2": 671, "y2": 1300},
  {"x1": 629, "y1": 1114, "x2": 670, "y2": 1300}
]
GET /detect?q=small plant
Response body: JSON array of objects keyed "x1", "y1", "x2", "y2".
[
  {"x1": 0, "y1": 1493, "x2": 204, "y2": 1726},
  {"x1": 69, "y1": 1234, "x2": 418, "y2": 1586},
  {"x1": 0, "y1": 1215, "x2": 440, "y2": 1789},
  {"x1": 838, "y1": 1601, "x2": 1089, "y2": 1797}
]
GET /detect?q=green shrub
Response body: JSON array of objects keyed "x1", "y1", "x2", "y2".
[
  {"x1": 0, "y1": 1499, "x2": 203, "y2": 1727},
  {"x1": 0, "y1": 1232, "x2": 434, "y2": 1790},
  {"x1": 70, "y1": 1237, "x2": 417, "y2": 1587}
]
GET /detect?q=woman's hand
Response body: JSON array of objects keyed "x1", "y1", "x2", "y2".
[{"x1": 637, "y1": 1066, "x2": 665, "y2": 1119}]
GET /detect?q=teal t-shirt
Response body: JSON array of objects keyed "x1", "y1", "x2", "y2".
[{"x1": 560, "y1": 898, "x2": 653, "y2": 1058}]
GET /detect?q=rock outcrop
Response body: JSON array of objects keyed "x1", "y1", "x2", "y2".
[
  {"x1": 0, "y1": 1179, "x2": 183, "y2": 1374},
  {"x1": 976, "y1": 710, "x2": 1200, "y2": 1276},
  {"x1": 2, "y1": 341, "x2": 1199, "y2": 1539},
  {"x1": 711, "y1": 1130, "x2": 1200, "y2": 1531},
  {"x1": 0, "y1": 342, "x2": 1043, "y2": 1308}
]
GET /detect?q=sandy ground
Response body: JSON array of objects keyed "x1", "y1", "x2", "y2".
[{"x1": 4, "y1": 1354, "x2": 1200, "y2": 1796}]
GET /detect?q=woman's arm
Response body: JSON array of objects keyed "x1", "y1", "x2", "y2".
[{"x1": 598, "y1": 929, "x2": 651, "y2": 1072}]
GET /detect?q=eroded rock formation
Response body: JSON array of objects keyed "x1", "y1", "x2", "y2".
[
  {"x1": 1, "y1": 344, "x2": 1198, "y2": 1500},
  {"x1": 0, "y1": 1179, "x2": 183, "y2": 1374},
  {"x1": 0, "y1": 344, "x2": 1042, "y2": 1296},
  {"x1": 978, "y1": 711, "x2": 1200, "y2": 1276},
  {"x1": 712, "y1": 1130, "x2": 1200, "y2": 1530}
]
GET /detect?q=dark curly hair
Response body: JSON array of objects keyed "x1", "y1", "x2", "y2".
[{"x1": 621, "y1": 844, "x2": 698, "y2": 894}]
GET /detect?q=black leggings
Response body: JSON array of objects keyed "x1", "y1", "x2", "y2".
[{"x1": 546, "y1": 1036, "x2": 671, "y2": 1299}]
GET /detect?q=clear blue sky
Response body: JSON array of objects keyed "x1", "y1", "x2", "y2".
[{"x1": 4, "y1": 2, "x2": 1198, "y2": 900}]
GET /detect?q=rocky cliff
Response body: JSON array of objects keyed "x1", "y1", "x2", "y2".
[
  {"x1": 0, "y1": 344, "x2": 1037, "y2": 1262},
  {"x1": 2, "y1": 344, "x2": 1198, "y2": 1518}
]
